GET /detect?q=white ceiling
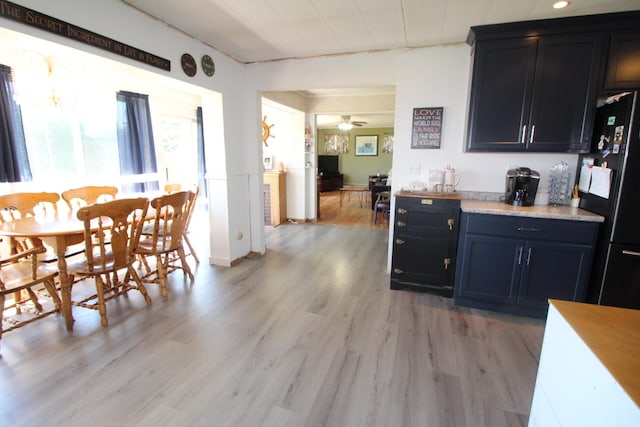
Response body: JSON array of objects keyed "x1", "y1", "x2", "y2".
[{"x1": 122, "y1": 0, "x2": 640, "y2": 64}]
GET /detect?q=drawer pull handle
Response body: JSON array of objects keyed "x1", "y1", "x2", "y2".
[
  {"x1": 447, "y1": 218, "x2": 455, "y2": 231},
  {"x1": 397, "y1": 208, "x2": 407, "y2": 214},
  {"x1": 521, "y1": 125, "x2": 526, "y2": 144},
  {"x1": 444, "y1": 258, "x2": 451, "y2": 270},
  {"x1": 397, "y1": 221, "x2": 406, "y2": 227},
  {"x1": 395, "y1": 239, "x2": 405, "y2": 245},
  {"x1": 517, "y1": 247, "x2": 523, "y2": 265},
  {"x1": 518, "y1": 227, "x2": 541, "y2": 232},
  {"x1": 622, "y1": 250, "x2": 640, "y2": 257},
  {"x1": 393, "y1": 268, "x2": 403, "y2": 274},
  {"x1": 421, "y1": 199, "x2": 433, "y2": 205}
]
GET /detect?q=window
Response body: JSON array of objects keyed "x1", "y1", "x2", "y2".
[
  {"x1": 21, "y1": 93, "x2": 119, "y2": 187},
  {"x1": 19, "y1": 92, "x2": 200, "y2": 191},
  {"x1": 155, "y1": 115, "x2": 198, "y2": 185}
]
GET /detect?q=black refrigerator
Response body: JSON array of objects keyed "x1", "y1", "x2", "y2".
[{"x1": 577, "y1": 91, "x2": 640, "y2": 309}]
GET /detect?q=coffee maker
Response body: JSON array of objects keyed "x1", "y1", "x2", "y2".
[{"x1": 505, "y1": 167, "x2": 540, "y2": 206}]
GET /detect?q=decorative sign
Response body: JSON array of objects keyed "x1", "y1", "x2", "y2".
[
  {"x1": 411, "y1": 107, "x2": 443, "y2": 149},
  {"x1": 0, "y1": 0, "x2": 171, "y2": 71},
  {"x1": 201, "y1": 54, "x2": 215, "y2": 77},
  {"x1": 181, "y1": 53, "x2": 197, "y2": 76}
]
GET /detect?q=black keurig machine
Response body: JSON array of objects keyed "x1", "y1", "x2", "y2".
[{"x1": 505, "y1": 167, "x2": 540, "y2": 206}]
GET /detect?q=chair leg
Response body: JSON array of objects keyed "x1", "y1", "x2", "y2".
[
  {"x1": 373, "y1": 208, "x2": 378, "y2": 224},
  {"x1": 128, "y1": 266, "x2": 151, "y2": 304},
  {"x1": 176, "y1": 246, "x2": 194, "y2": 281},
  {"x1": 95, "y1": 275, "x2": 108, "y2": 327},
  {"x1": 25, "y1": 288, "x2": 44, "y2": 312},
  {"x1": 0, "y1": 293, "x2": 5, "y2": 345},
  {"x1": 183, "y1": 234, "x2": 199, "y2": 264},
  {"x1": 43, "y1": 279, "x2": 61, "y2": 311},
  {"x1": 155, "y1": 255, "x2": 169, "y2": 298}
]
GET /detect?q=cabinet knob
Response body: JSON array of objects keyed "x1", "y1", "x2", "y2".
[
  {"x1": 447, "y1": 218, "x2": 455, "y2": 231},
  {"x1": 393, "y1": 268, "x2": 403, "y2": 274},
  {"x1": 444, "y1": 258, "x2": 451, "y2": 270},
  {"x1": 395, "y1": 239, "x2": 405, "y2": 245},
  {"x1": 397, "y1": 208, "x2": 407, "y2": 214},
  {"x1": 396, "y1": 221, "x2": 406, "y2": 227}
]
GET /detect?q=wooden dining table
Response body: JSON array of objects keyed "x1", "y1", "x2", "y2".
[{"x1": 0, "y1": 212, "x2": 87, "y2": 331}]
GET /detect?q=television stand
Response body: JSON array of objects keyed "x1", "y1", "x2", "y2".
[{"x1": 317, "y1": 173, "x2": 343, "y2": 192}]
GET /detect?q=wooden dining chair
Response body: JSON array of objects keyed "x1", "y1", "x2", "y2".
[
  {"x1": 1, "y1": 245, "x2": 60, "y2": 350},
  {"x1": 181, "y1": 186, "x2": 200, "y2": 263},
  {"x1": 0, "y1": 192, "x2": 62, "y2": 311},
  {"x1": 147, "y1": 184, "x2": 199, "y2": 263},
  {"x1": 163, "y1": 183, "x2": 183, "y2": 194},
  {"x1": 61, "y1": 185, "x2": 118, "y2": 210},
  {"x1": 373, "y1": 191, "x2": 391, "y2": 224},
  {"x1": 66, "y1": 197, "x2": 151, "y2": 327},
  {"x1": 0, "y1": 192, "x2": 60, "y2": 253},
  {"x1": 136, "y1": 191, "x2": 195, "y2": 297}
]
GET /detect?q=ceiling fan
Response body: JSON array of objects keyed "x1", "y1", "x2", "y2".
[{"x1": 337, "y1": 115, "x2": 367, "y2": 130}]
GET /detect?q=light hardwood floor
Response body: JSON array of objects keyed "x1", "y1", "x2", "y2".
[
  {"x1": 316, "y1": 190, "x2": 390, "y2": 230},
  {"x1": 0, "y1": 208, "x2": 545, "y2": 427}
]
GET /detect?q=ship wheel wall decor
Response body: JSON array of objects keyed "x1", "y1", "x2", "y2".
[{"x1": 262, "y1": 115, "x2": 275, "y2": 146}]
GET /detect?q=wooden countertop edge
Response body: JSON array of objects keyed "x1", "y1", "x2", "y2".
[
  {"x1": 395, "y1": 190, "x2": 462, "y2": 200},
  {"x1": 549, "y1": 299, "x2": 640, "y2": 408}
]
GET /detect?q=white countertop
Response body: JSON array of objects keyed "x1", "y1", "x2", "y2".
[{"x1": 461, "y1": 200, "x2": 604, "y2": 222}]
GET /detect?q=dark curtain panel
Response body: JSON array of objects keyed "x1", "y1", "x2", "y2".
[
  {"x1": 196, "y1": 106, "x2": 208, "y2": 197},
  {"x1": 0, "y1": 64, "x2": 32, "y2": 182},
  {"x1": 116, "y1": 90, "x2": 159, "y2": 193}
]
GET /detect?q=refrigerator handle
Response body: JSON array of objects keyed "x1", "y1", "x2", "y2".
[{"x1": 622, "y1": 250, "x2": 640, "y2": 257}]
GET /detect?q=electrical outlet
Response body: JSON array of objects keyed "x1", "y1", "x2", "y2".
[{"x1": 408, "y1": 163, "x2": 421, "y2": 175}]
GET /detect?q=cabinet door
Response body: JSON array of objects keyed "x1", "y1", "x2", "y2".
[
  {"x1": 455, "y1": 234, "x2": 523, "y2": 304},
  {"x1": 391, "y1": 234, "x2": 455, "y2": 293},
  {"x1": 517, "y1": 240, "x2": 592, "y2": 310},
  {"x1": 605, "y1": 31, "x2": 640, "y2": 90},
  {"x1": 466, "y1": 38, "x2": 537, "y2": 152},
  {"x1": 526, "y1": 34, "x2": 602, "y2": 153}
]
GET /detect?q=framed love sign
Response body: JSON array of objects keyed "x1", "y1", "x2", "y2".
[{"x1": 411, "y1": 107, "x2": 443, "y2": 149}]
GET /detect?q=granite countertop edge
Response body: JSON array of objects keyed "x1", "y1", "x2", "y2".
[{"x1": 461, "y1": 200, "x2": 605, "y2": 223}]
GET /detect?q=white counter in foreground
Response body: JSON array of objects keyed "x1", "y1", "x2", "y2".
[{"x1": 529, "y1": 300, "x2": 640, "y2": 426}]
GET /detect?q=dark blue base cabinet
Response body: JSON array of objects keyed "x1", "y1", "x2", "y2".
[{"x1": 454, "y1": 212, "x2": 599, "y2": 318}]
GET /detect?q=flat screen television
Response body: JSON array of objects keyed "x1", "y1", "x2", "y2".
[{"x1": 318, "y1": 155, "x2": 339, "y2": 174}]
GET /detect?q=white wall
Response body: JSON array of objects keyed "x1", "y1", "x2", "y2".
[{"x1": 261, "y1": 98, "x2": 306, "y2": 221}]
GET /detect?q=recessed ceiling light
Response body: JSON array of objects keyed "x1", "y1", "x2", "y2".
[{"x1": 553, "y1": 1, "x2": 569, "y2": 9}]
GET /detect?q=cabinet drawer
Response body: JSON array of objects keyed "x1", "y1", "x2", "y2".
[
  {"x1": 462, "y1": 213, "x2": 599, "y2": 245},
  {"x1": 395, "y1": 197, "x2": 460, "y2": 235}
]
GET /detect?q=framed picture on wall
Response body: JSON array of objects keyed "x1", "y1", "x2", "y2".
[
  {"x1": 263, "y1": 155, "x2": 272, "y2": 170},
  {"x1": 355, "y1": 135, "x2": 378, "y2": 156}
]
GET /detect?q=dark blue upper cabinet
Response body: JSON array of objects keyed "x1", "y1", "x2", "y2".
[{"x1": 465, "y1": 11, "x2": 640, "y2": 153}]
